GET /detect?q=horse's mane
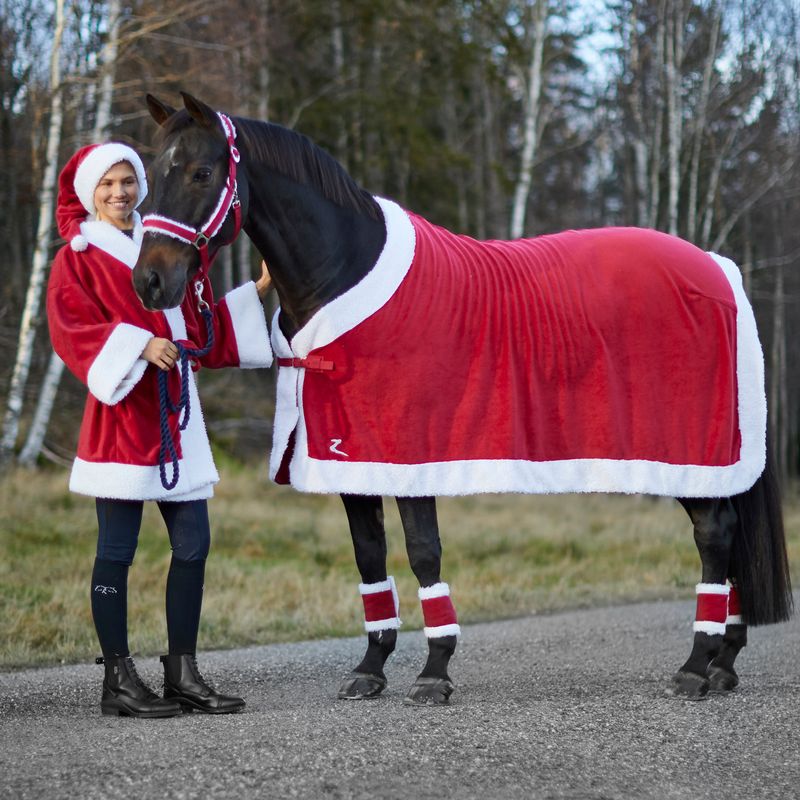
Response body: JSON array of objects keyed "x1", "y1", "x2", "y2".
[{"x1": 157, "y1": 111, "x2": 382, "y2": 222}]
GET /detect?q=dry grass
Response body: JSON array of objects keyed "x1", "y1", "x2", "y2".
[{"x1": 2, "y1": 462, "x2": 798, "y2": 670}]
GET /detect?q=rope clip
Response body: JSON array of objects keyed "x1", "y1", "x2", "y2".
[{"x1": 194, "y1": 280, "x2": 210, "y2": 311}]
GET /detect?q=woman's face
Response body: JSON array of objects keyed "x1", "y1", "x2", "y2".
[{"x1": 93, "y1": 161, "x2": 139, "y2": 230}]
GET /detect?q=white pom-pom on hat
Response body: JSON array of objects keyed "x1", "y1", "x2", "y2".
[{"x1": 70, "y1": 233, "x2": 88, "y2": 251}]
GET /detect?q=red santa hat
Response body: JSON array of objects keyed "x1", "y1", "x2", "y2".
[{"x1": 56, "y1": 142, "x2": 148, "y2": 251}]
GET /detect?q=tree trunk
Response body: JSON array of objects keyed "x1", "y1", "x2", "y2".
[
  {"x1": 18, "y1": 0, "x2": 123, "y2": 468},
  {"x1": 0, "y1": 0, "x2": 66, "y2": 466},
  {"x1": 509, "y1": 0, "x2": 547, "y2": 239},
  {"x1": 687, "y1": 6, "x2": 720, "y2": 242}
]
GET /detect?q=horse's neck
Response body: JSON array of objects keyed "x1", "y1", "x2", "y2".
[{"x1": 241, "y1": 164, "x2": 386, "y2": 340}]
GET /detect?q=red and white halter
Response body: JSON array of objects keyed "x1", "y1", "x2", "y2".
[{"x1": 142, "y1": 112, "x2": 243, "y2": 277}]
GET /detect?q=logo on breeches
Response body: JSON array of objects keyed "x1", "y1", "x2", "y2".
[{"x1": 93, "y1": 585, "x2": 118, "y2": 595}]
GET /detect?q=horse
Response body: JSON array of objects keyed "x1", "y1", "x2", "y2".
[{"x1": 133, "y1": 92, "x2": 792, "y2": 705}]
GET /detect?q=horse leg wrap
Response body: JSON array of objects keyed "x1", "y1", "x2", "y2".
[
  {"x1": 726, "y1": 584, "x2": 742, "y2": 626},
  {"x1": 419, "y1": 582, "x2": 461, "y2": 638},
  {"x1": 359, "y1": 576, "x2": 401, "y2": 632},
  {"x1": 693, "y1": 582, "x2": 730, "y2": 635}
]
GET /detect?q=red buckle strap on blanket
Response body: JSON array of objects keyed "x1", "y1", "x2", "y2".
[{"x1": 277, "y1": 356, "x2": 335, "y2": 372}]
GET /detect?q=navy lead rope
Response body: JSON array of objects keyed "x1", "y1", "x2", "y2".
[{"x1": 157, "y1": 282, "x2": 215, "y2": 490}]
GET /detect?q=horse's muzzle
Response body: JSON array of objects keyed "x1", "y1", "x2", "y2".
[{"x1": 133, "y1": 265, "x2": 187, "y2": 310}]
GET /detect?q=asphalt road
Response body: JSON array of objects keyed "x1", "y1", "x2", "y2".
[{"x1": 2, "y1": 595, "x2": 799, "y2": 800}]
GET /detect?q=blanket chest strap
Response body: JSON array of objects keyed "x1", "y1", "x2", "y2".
[{"x1": 277, "y1": 355, "x2": 335, "y2": 372}]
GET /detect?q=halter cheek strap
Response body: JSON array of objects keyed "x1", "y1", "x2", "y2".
[{"x1": 142, "y1": 112, "x2": 243, "y2": 276}]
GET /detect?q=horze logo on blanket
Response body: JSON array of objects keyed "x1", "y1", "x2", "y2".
[{"x1": 329, "y1": 438, "x2": 349, "y2": 457}]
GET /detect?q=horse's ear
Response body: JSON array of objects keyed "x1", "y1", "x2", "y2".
[
  {"x1": 180, "y1": 92, "x2": 219, "y2": 130},
  {"x1": 146, "y1": 94, "x2": 177, "y2": 127}
]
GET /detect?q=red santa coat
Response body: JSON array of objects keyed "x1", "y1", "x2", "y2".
[
  {"x1": 48, "y1": 214, "x2": 272, "y2": 500},
  {"x1": 269, "y1": 197, "x2": 765, "y2": 498}
]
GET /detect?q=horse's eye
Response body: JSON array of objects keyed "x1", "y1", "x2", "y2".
[{"x1": 192, "y1": 168, "x2": 212, "y2": 183}]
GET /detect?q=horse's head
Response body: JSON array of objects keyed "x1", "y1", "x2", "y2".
[{"x1": 133, "y1": 92, "x2": 248, "y2": 310}]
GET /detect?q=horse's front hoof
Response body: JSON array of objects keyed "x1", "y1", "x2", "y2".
[
  {"x1": 707, "y1": 664, "x2": 739, "y2": 693},
  {"x1": 337, "y1": 671, "x2": 387, "y2": 700},
  {"x1": 665, "y1": 670, "x2": 709, "y2": 701},
  {"x1": 403, "y1": 677, "x2": 455, "y2": 706}
]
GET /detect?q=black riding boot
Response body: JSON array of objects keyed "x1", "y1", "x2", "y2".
[
  {"x1": 160, "y1": 654, "x2": 245, "y2": 714},
  {"x1": 98, "y1": 656, "x2": 182, "y2": 718}
]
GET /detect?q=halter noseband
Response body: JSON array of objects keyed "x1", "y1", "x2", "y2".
[{"x1": 142, "y1": 112, "x2": 242, "y2": 276}]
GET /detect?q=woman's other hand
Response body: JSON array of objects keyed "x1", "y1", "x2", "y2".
[
  {"x1": 142, "y1": 337, "x2": 178, "y2": 371},
  {"x1": 256, "y1": 260, "x2": 273, "y2": 298}
]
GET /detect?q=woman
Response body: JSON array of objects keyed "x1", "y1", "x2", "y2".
[{"x1": 47, "y1": 142, "x2": 272, "y2": 718}]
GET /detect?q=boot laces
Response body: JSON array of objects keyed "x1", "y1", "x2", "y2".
[
  {"x1": 189, "y1": 654, "x2": 217, "y2": 691},
  {"x1": 125, "y1": 657, "x2": 154, "y2": 694}
]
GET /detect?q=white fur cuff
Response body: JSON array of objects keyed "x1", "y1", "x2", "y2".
[
  {"x1": 418, "y1": 582, "x2": 451, "y2": 600},
  {"x1": 696, "y1": 583, "x2": 730, "y2": 595},
  {"x1": 224, "y1": 281, "x2": 272, "y2": 368},
  {"x1": 87, "y1": 323, "x2": 152, "y2": 405},
  {"x1": 424, "y1": 623, "x2": 461, "y2": 638},
  {"x1": 693, "y1": 620, "x2": 727, "y2": 636}
]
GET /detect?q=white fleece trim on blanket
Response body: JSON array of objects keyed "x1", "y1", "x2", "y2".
[
  {"x1": 224, "y1": 281, "x2": 273, "y2": 368},
  {"x1": 269, "y1": 203, "x2": 767, "y2": 499},
  {"x1": 80, "y1": 213, "x2": 144, "y2": 268},
  {"x1": 87, "y1": 323, "x2": 152, "y2": 405}
]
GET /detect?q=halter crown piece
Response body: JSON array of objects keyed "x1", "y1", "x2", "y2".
[{"x1": 142, "y1": 112, "x2": 242, "y2": 278}]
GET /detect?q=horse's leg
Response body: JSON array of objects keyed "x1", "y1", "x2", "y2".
[
  {"x1": 337, "y1": 494, "x2": 399, "y2": 700},
  {"x1": 707, "y1": 585, "x2": 747, "y2": 692},
  {"x1": 668, "y1": 497, "x2": 737, "y2": 700},
  {"x1": 396, "y1": 496, "x2": 458, "y2": 706}
]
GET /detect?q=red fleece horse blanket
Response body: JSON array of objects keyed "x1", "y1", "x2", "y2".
[{"x1": 269, "y1": 198, "x2": 765, "y2": 498}]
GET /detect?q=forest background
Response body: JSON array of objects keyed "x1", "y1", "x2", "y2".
[
  {"x1": 1, "y1": 0, "x2": 799, "y2": 475},
  {"x1": 1, "y1": 0, "x2": 799, "y2": 667}
]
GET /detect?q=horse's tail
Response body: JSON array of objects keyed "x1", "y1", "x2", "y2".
[{"x1": 729, "y1": 449, "x2": 793, "y2": 625}]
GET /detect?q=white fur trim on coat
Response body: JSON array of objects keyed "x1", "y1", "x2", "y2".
[
  {"x1": 87, "y1": 323, "x2": 152, "y2": 406},
  {"x1": 224, "y1": 281, "x2": 273, "y2": 368},
  {"x1": 80, "y1": 213, "x2": 144, "y2": 268},
  {"x1": 70, "y1": 304, "x2": 219, "y2": 501}
]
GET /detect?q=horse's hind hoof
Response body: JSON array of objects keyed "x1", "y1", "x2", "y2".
[
  {"x1": 403, "y1": 677, "x2": 455, "y2": 706},
  {"x1": 337, "y1": 671, "x2": 387, "y2": 700},
  {"x1": 707, "y1": 664, "x2": 739, "y2": 693},
  {"x1": 665, "y1": 670, "x2": 709, "y2": 701}
]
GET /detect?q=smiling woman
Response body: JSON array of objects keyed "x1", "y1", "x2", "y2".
[
  {"x1": 92, "y1": 161, "x2": 140, "y2": 230},
  {"x1": 44, "y1": 141, "x2": 274, "y2": 719}
]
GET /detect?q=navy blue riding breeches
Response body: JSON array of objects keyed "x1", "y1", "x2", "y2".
[{"x1": 95, "y1": 498, "x2": 211, "y2": 565}]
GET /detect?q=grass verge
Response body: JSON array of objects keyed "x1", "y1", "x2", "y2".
[{"x1": 2, "y1": 463, "x2": 798, "y2": 670}]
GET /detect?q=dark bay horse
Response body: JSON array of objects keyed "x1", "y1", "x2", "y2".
[{"x1": 133, "y1": 92, "x2": 792, "y2": 705}]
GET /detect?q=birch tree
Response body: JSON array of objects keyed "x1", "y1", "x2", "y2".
[
  {"x1": 509, "y1": 0, "x2": 548, "y2": 238},
  {"x1": 0, "y1": 0, "x2": 65, "y2": 466},
  {"x1": 19, "y1": 0, "x2": 123, "y2": 467}
]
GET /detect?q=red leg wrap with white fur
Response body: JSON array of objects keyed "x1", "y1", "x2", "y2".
[
  {"x1": 359, "y1": 577, "x2": 401, "y2": 632},
  {"x1": 693, "y1": 582, "x2": 730, "y2": 635},
  {"x1": 418, "y1": 582, "x2": 461, "y2": 638}
]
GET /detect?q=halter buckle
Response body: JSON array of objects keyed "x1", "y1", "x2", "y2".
[{"x1": 193, "y1": 232, "x2": 210, "y2": 250}]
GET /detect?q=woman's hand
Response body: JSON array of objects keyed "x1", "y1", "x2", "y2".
[
  {"x1": 142, "y1": 337, "x2": 178, "y2": 371},
  {"x1": 256, "y1": 260, "x2": 273, "y2": 298}
]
